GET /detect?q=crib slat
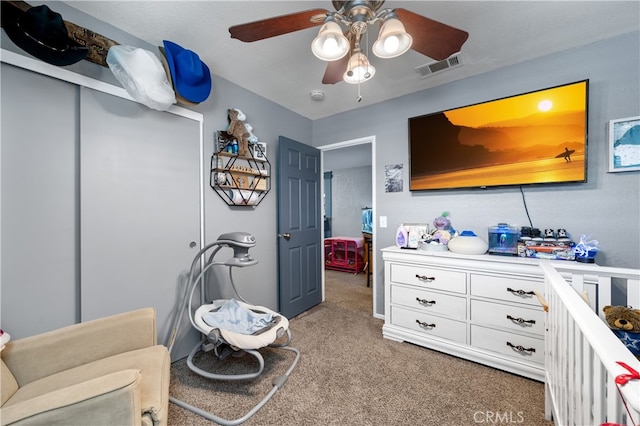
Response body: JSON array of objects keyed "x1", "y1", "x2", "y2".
[
  {"x1": 607, "y1": 377, "x2": 623, "y2": 424},
  {"x1": 593, "y1": 359, "x2": 604, "y2": 422},
  {"x1": 628, "y1": 278, "x2": 640, "y2": 309},
  {"x1": 581, "y1": 334, "x2": 592, "y2": 425},
  {"x1": 568, "y1": 318, "x2": 576, "y2": 426},
  {"x1": 571, "y1": 272, "x2": 585, "y2": 292},
  {"x1": 598, "y1": 276, "x2": 612, "y2": 319}
]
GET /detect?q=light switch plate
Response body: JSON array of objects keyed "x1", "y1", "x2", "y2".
[{"x1": 379, "y1": 216, "x2": 387, "y2": 228}]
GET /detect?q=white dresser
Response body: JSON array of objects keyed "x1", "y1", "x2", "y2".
[{"x1": 382, "y1": 246, "x2": 590, "y2": 382}]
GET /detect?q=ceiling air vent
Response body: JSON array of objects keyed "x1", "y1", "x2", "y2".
[{"x1": 414, "y1": 54, "x2": 462, "y2": 79}]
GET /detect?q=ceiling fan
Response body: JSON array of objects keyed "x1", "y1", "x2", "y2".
[{"x1": 229, "y1": 1, "x2": 469, "y2": 85}]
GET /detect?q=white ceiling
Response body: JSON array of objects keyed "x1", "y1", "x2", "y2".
[{"x1": 63, "y1": 1, "x2": 639, "y2": 121}]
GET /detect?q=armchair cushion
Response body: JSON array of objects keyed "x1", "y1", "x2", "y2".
[
  {"x1": 1, "y1": 369, "x2": 142, "y2": 426},
  {"x1": 0, "y1": 308, "x2": 169, "y2": 426}
]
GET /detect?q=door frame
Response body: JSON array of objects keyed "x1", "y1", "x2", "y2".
[{"x1": 319, "y1": 135, "x2": 380, "y2": 318}]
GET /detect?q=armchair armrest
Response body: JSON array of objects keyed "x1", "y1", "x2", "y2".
[
  {"x1": 2, "y1": 308, "x2": 157, "y2": 386},
  {"x1": 1, "y1": 369, "x2": 142, "y2": 426}
]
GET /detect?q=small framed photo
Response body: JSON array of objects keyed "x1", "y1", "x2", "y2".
[
  {"x1": 608, "y1": 116, "x2": 640, "y2": 172},
  {"x1": 215, "y1": 131, "x2": 235, "y2": 152},
  {"x1": 252, "y1": 142, "x2": 267, "y2": 160}
]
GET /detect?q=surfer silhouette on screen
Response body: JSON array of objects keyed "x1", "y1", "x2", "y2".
[{"x1": 556, "y1": 147, "x2": 574, "y2": 162}]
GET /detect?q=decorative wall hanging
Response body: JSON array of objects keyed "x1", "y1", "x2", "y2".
[{"x1": 608, "y1": 116, "x2": 640, "y2": 173}]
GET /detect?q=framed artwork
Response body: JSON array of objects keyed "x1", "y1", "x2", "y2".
[
  {"x1": 252, "y1": 142, "x2": 267, "y2": 160},
  {"x1": 608, "y1": 116, "x2": 640, "y2": 172},
  {"x1": 215, "y1": 131, "x2": 235, "y2": 152}
]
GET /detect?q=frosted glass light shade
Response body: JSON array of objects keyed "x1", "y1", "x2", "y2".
[
  {"x1": 311, "y1": 21, "x2": 349, "y2": 61},
  {"x1": 343, "y1": 52, "x2": 376, "y2": 84},
  {"x1": 372, "y1": 18, "x2": 413, "y2": 59}
]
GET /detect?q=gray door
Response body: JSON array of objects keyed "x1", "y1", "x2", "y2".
[
  {"x1": 1, "y1": 64, "x2": 77, "y2": 338},
  {"x1": 277, "y1": 136, "x2": 322, "y2": 318},
  {"x1": 79, "y1": 88, "x2": 201, "y2": 360}
]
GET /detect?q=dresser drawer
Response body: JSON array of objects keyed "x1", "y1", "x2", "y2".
[
  {"x1": 471, "y1": 299, "x2": 544, "y2": 335},
  {"x1": 390, "y1": 263, "x2": 467, "y2": 294},
  {"x1": 391, "y1": 306, "x2": 467, "y2": 344},
  {"x1": 470, "y1": 274, "x2": 543, "y2": 306},
  {"x1": 471, "y1": 325, "x2": 543, "y2": 365},
  {"x1": 391, "y1": 285, "x2": 467, "y2": 319}
]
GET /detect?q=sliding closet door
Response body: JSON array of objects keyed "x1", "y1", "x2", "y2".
[
  {"x1": 80, "y1": 88, "x2": 200, "y2": 356},
  {"x1": 1, "y1": 63, "x2": 78, "y2": 338}
]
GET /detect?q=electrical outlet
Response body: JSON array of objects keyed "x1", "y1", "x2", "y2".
[{"x1": 379, "y1": 216, "x2": 387, "y2": 228}]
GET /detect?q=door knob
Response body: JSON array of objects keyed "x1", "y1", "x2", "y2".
[{"x1": 278, "y1": 232, "x2": 291, "y2": 240}]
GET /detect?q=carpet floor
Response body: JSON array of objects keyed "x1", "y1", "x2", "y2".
[{"x1": 168, "y1": 269, "x2": 553, "y2": 425}]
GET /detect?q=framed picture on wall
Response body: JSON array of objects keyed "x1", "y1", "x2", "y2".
[
  {"x1": 252, "y1": 142, "x2": 267, "y2": 160},
  {"x1": 215, "y1": 131, "x2": 235, "y2": 152},
  {"x1": 608, "y1": 116, "x2": 640, "y2": 172}
]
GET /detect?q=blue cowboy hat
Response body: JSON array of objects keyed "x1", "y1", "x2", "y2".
[
  {"x1": 162, "y1": 40, "x2": 211, "y2": 103},
  {"x1": 1, "y1": 3, "x2": 88, "y2": 66}
]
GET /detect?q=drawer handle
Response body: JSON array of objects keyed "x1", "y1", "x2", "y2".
[
  {"x1": 506, "y1": 341, "x2": 536, "y2": 353},
  {"x1": 416, "y1": 297, "x2": 436, "y2": 306},
  {"x1": 506, "y1": 287, "x2": 535, "y2": 297},
  {"x1": 416, "y1": 320, "x2": 436, "y2": 329},
  {"x1": 415, "y1": 274, "x2": 436, "y2": 282},
  {"x1": 506, "y1": 315, "x2": 536, "y2": 325}
]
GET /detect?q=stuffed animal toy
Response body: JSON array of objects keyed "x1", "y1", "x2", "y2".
[
  {"x1": 227, "y1": 108, "x2": 250, "y2": 156},
  {"x1": 432, "y1": 211, "x2": 456, "y2": 244},
  {"x1": 603, "y1": 305, "x2": 640, "y2": 359},
  {"x1": 244, "y1": 123, "x2": 258, "y2": 144}
]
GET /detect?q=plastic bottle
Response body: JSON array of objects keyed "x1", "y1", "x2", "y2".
[{"x1": 396, "y1": 225, "x2": 408, "y2": 248}]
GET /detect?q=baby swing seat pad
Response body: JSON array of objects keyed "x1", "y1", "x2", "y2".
[{"x1": 194, "y1": 299, "x2": 289, "y2": 350}]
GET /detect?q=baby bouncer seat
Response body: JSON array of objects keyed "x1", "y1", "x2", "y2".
[{"x1": 168, "y1": 232, "x2": 300, "y2": 425}]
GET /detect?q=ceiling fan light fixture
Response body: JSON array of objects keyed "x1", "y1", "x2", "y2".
[
  {"x1": 343, "y1": 51, "x2": 376, "y2": 84},
  {"x1": 372, "y1": 17, "x2": 413, "y2": 59},
  {"x1": 311, "y1": 18, "x2": 349, "y2": 61}
]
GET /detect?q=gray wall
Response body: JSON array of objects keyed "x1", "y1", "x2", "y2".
[
  {"x1": 1, "y1": 2, "x2": 311, "y2": 338},
  {"x1": 312, "y1": 32, "x2": 640, "y2": 314},
  {"x1": 2, "y1": 1, "x2": 638, "y2": 332},
  {"x1": 18, "y1": 1, "x2": 313, "y2": 310},
  {"x1": 326, "y1": 166, "x2": 373, "y2": 237}
]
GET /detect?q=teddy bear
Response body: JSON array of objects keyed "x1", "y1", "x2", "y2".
[
  {"x1": 227, "y1": 108, "x2": 250, "y2": 156},
  {"x1": 603, "y1": 305, "x2": 640, "y2": 359}
]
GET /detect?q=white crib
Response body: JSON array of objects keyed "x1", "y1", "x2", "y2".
[{"x1": 540, "y1": 261, "x2": 640, "y2": 426}]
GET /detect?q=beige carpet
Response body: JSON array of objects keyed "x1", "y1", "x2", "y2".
[{"x1": 168, "y1": 270, "x2": 553, "y2": 425}]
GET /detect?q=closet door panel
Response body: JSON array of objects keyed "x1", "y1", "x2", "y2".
[
  {"x1": 1, "y1": 63, "x2": 77, "y2": 338},
  {"x1": 80, "y1": 88, "x2": 200, "y2": 351}
]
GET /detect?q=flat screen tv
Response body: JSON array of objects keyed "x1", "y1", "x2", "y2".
[{"x1": 409, "y1": 80, "x2": 588, "y2": 191}]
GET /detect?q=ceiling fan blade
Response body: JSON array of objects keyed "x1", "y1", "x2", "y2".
[
  {"x1": 395, "y1": 8, "x2": 469, "y2": 61},
  {"x1": 322, "y1": 55, "x2": 350, "y2": 85},
  {"x1": 229, "y1": 9, "x2": 328, "y2": 42}
]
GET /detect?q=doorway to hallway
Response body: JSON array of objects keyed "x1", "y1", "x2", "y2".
[{"x1": 320, "y1": 136, "x2": 379, "y2": 318}]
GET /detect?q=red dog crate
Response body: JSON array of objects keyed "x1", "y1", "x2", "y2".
[{"x1": 324, "y1": 237, "x2": 364, "y2": 273}]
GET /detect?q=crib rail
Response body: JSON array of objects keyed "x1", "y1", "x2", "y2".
[{"x1": 540, "y1": 261, "x2": 640, "y2": 426}]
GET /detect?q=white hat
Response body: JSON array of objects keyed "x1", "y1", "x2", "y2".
[{"x1": 107, "y1": 45, "x2": 176, "y2": 111}]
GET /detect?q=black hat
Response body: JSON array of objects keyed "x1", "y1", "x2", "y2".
[{"x1": 1, "y1": 3, "x2": 89, "y2": 66}]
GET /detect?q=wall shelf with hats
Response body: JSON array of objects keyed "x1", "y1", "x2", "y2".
[{"x1": 210, "y1": 131, "x2": 270, "y2": 207}]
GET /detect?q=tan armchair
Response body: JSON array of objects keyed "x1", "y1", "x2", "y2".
[{"x1": 0, "y1": 308, "x2": 170, "y2": 426}]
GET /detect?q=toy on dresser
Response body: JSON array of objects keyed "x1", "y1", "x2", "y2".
[{"x1": 517, "y1": 226, "x2": 576, "y2": 261}]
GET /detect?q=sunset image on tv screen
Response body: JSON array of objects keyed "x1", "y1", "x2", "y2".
[{"x1": 409, "y1": 80, "x2": 588, "y2": 190}]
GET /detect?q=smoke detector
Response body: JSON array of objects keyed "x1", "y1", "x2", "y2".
[{"x1": 310, "y1": 90, "x2": 325, "y2": 101}]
